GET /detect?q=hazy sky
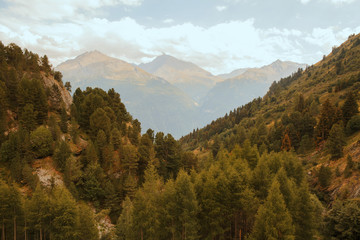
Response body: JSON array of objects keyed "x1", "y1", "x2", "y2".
[{"x1": 0, "y1": 0, "x2": 359, "y2": 74}]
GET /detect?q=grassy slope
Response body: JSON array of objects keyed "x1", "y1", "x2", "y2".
[{"x1": 181, "y1": 33, "x2": 360, "y2": 202}]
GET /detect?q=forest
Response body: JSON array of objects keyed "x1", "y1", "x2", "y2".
[{"x1": 0, "y1": 34, "x2": 360, "y2": 240}]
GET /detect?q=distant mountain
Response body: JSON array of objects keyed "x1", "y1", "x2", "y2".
[
  {"x1": 139, "y1": 54, "x2": 222, "y2": 102},
  {"x1": 56, "y1": 51, "x2": 198, "y2": 138},
  {"x1": 199, "y1": 60, "x2": 307, "y2": 124},
  {"x1": 217, "y1": 68, "x2": 249, "y2": 80}
]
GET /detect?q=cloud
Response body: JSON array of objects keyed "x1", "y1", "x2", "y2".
[
  {"x1": 163, "y1": 18, "x2": 174, "y2": 24},
  {"x1": 0, "y1": 1, "x2": 358, "y2": 74},
  {"x1": 2, "y1": 0, "x2": 143, "y2": 20},
  {"x1": 300, "y1": 0, "x2": 355, "y2": 4},
  {"x1": 216, "y1": 5, "x2": 227, "y2": 12}
]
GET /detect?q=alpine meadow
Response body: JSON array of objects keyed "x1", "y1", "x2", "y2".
[{"x1": 0, "y1": 1, "x2": 360, "y2": 240}]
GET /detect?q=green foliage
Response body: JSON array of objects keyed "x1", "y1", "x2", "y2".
[
  {"x1": 318, "y1": 165, "x2": 332, "y2": 188},
  {"x1": 346, "y1": 115, "x2": 360, "y2": 134},
  {"x1": 30, "y1": 126, "x2": 53, "y2": 158},
  {"x1": 240, "y1": 139, "x2": 259, "y2": 169},
  {"x1": 116, "y1": 197, "x2": 135, "y2": 240},
  {"x1": 18, "y1": 78, "x2": 48, "y2": 124},
  {"x1": 19, "y1": 104, "x2": 36, "y2": 132},
  {"x1": 50, "y1": 187, "x2": 78, "y2": 240},
  {"x1": 316, "y1": 99, "x2": 336, "y2": 141},
  {"x1": 250, "y1": 179, "x2": 295, "y2": 240},
  {"x1": 342, "y1": 91, "x2": 359, "y2": 125},
  {"x1": 326, "y1": 123, "x2": 346, "y2": 159},
  {"x1": 111, "y1": 128, "x2": 122, "y2": 150},
  {"x1": 60, "y1": 107, "x2": 68, "y2": 133},
  {"x1": 343, "y1": 155, "x2": 354, "y2": 178},
  {"x1": 77, "y1": 203, "x2": 99, "y2": 240},
  {"x1": 53, "y1": 140, "x2": 71, "y2": 171},
  {"x1": 90, "y1": 108, "x2": 111, "y2": 139},
  {"x1": 324, "y1": 200, "x2": 360, "y2": 239}
]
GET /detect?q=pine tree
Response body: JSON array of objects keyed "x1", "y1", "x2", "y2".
[
  {"x1": 30, "y1": 126, "x2": 53, "y2": 158},
  {"x1": 167, "y1": 170, "x2": 199, "y2": 240},
  {"x1": 0, "y1": 181, "x2": 11, "y2": 240},
  {"x1": 116, "y1": 197, "x2": 135, "y2": 240},
  {"x1": 50, "y1": 187, "x2": 78, "y2": 240},
  {"x1": 132, "y1": 164, "x2": 163, "y2": 240},
  {"x1": 28, "y1": 184, "x2": 51, "y2": 240},
  {"x1": 60, "y1": 107, "x2": 68, "y2": 133},
  {"x1": 342, "y1": 92, "x2": 359, "y2": 125},
  {"x1": 53, "y1": 141, "x2": 71, "y2": 172},
  {"x1": 326, "y1": 123, "x2": 346, "y2": 159},
  {"x1": 77, "y1": 203, "x2": 99, "y2": 240},
  {"x1": 111, "y1": 128, "x2": 122, "y2": 150},
  {"x1": 293, "y1": 180, "x2": 315, "y2": 240},
  {"x1": 20, "y1": 104, "x2": 36, "y2": 132},
  {"x1": 250, "y1": 179, "x2": 295, "y2": 240},
  {"x1": 241, "y1": 139, "x2": 259, "y2": 169},
  {"x1": 317, "y1": 99, "x2": 335, "y2": 141}
]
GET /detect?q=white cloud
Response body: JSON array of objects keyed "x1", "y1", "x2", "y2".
[
  {"x1": 0, "y1": 1, "x2": 358, "y2": 74},
  {"x1": 216, "y1": 5, "x2": 228, "y2": 12},
  {"x1": 163, "y1": 18, "x2": 174, "y2": 24},
  {"x1": 2, "y1": 0, "x2": 142, "y2": 20},
  {"x1": 300, "y1": 0, "x2": 355, "y2": 4}
]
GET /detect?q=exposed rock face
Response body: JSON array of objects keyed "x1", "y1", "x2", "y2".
[{"x1": 41, "y1": 72, "x2": 72, "y2": 110}]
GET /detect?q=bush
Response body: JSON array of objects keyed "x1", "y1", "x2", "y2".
[
  {"x1": 30, "y1": 126, "x2": 54, "y2": 158},
  {"x1": 346, "y1": 115, "x2": 360, "y2": 134}
]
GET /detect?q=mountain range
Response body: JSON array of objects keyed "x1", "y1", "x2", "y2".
[
  {"x1": 57, "y1": 52, "x2": 305, "y2": 138},
  {"x1": 56, "y1": 51, "x2": 198, "y2": 138}
]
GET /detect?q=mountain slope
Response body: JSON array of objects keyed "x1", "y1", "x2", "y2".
[
  {"x1": 217, "y1": 67, "x2": 249, "y2": 80},
  {"x1": 56, "y1": 51, "x2": 197, "y2": 138},
  {"x1": 139, "y1": 54, "x2": 222, "y2": 102},
  {"x1": 199, "y1": 60, "x2": 307, "y2": 124},
  {"x1": 181, "y1": 33, "x2": 360, "y2": 202}
]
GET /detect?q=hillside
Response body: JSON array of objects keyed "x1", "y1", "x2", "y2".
[
  {"x1": 199, "y1": 60, "x2": 307, "y2": 125},
  {"x1": 1, "y1": 34, "x2": 360, "y2": 240},
  {"x1": 139, "y1": 54, "x2": 222, "y2": 102},
  {"x1": 56, "y1": 51, "x2": 198, "y2": 138},
  {"x1": 181, "y1": 33, "x2": 360, "y2": 202}
]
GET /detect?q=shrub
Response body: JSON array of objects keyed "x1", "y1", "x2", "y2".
[{"x1": 30, "y1": 126, "x2": 53, "y2": 158}]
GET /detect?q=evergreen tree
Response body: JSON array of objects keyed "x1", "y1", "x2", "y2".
[
  {"x1": 132, "y1": 165, "x2": 163, "y2": 240},
  {"x1": 240, "y1": 139, "x2": 259, "y2": 169},
  {"x1": 165, "y1": 170, "x2": 199, "y2": 240},
  {"x1": 28, "y1": 184, "x2": 51, "y2": 240},
  {"x1": 111, "y1": 128, "x2": 122, "y2": 150},
  {"x1": 77, "y1": 203, "x2": 99, "y2": 240},
  {"x1": 250, "y1": 179, "x2": 295, "y2": 240},
  {"x1": 60, "y1": 107, "x2": 68, "y2": 133},
  {"x1": 293, "y1": 180, "x2": 315, "y2": 240},
  {"x1": 90, "y1": 107, "x2": 111, "y2": 139},
  {"x1": 20, "y1": 104, "x2": 37, "y2": 132},
  {"x1": 30, "y1": 126, "x2": 53, "y2": 158},
  {"x1": 317, "y1": 99, "x2": 335, "y2": 141},
  {"x1": 324, "y1": 200, "x2": 360, "y2": 239},
  {"x1": 0, "y1": 181, "x2": 11, "y2": 240},
  {"x1": 343, "y1": 155, "x2": 354, "y2": 178},
  {"x1": 53, "y1": 140, "x2": 71, "y2": 171},
  {"x1": 318, "y1": 165, "x2": 332, "y2": 188},
  {"x1": 116, "y1": 197, "x2": 135, "y2": 240},
  {"x1": 326, "y1": 123, "x2": 346, "y2": 159},
  {"x1": 50, "y1": 187, "x2": 78, "y2": 240},
  {"x1": 341, "y1": 92, "x2": 359, "y2": 125}
]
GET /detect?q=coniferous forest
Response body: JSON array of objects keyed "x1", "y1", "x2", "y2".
[{"x1": 1, "y1": 33, "x2": 360, "y2": 240}]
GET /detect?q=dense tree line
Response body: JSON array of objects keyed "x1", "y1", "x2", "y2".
[
  {"x1": 1, "y1": 38, "x2": 360, "y2": 239},
  {"x1": 116, "y1": 150, "x2": 327, "y2": 240}
]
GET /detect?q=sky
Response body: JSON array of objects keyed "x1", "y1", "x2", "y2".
[{"x1": 0, "y1": 0, "x2": 360, "y2": 75}]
